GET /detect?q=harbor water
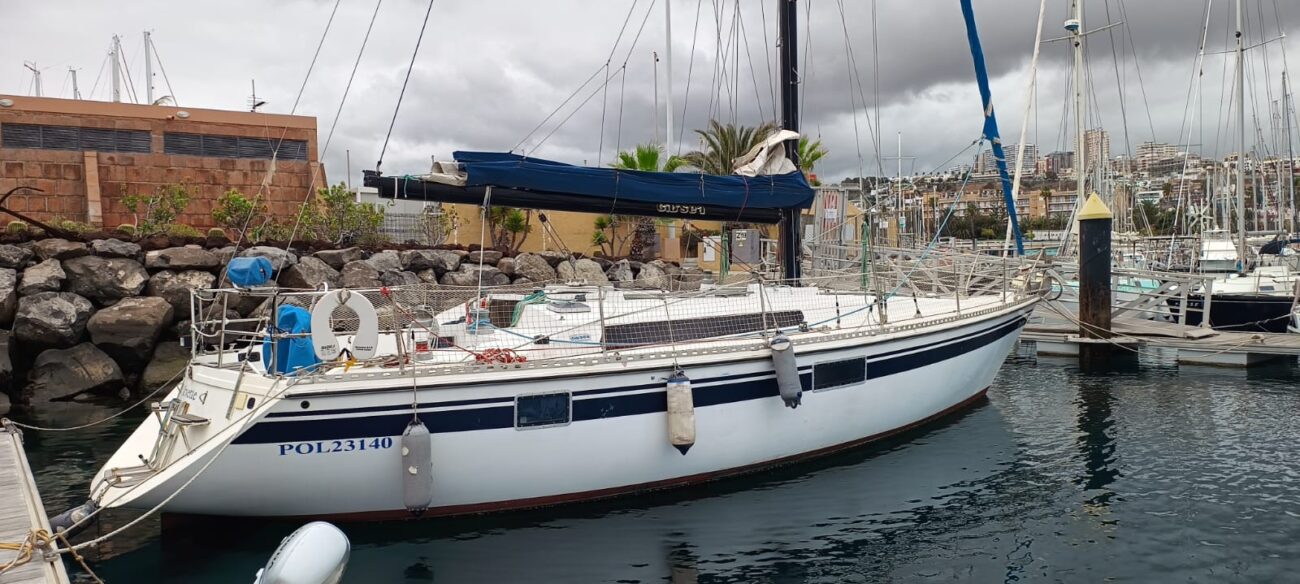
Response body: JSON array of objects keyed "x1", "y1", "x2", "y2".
[{"x1": 14, "y1": 344, "x2": 1300, "y2": 582}]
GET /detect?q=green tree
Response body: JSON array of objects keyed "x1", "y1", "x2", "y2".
[
  {"x1": 611, "y1": 144, "x2": 686, "y2": 172},
  {"x1": 212, "y1": 189, "x2": 265, "y2": 242},
  {"x1": 122, "y1": 183, "x2": 192, "y2": 237},
  {"x1": 797, "y1": 136, "x2": 828, "y2": 185},
  {"x1": 487, "y1": 207, "x2": 532, "y2": 252},
  {"x1": 679, "y1": 119, "x2": 780, "y2": 175}
]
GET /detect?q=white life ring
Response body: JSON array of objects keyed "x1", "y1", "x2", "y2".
[{"x1": 310, "y1": 290, "x2": 379, "y2": 360}]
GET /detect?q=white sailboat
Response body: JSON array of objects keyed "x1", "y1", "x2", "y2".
[{"x1": 87, "y1": 0, "x2": 1037, "y2": 520}]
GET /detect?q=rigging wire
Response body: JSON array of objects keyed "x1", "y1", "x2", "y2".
[
  {"x1": 377, "y1": 0, "x2": 437, "y2": 172},
  {"x1": 675, "y1": 0, "x2": 705, "y2": 155},
  {"x1": 149, "y1": 35, "x2": 179, "y2": 105},
  {"x1": 598, "y1": 1, "x2": 641, "y2": 167}
]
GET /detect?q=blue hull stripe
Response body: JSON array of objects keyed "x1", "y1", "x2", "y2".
[{"x1": 231, "y1": 314, "x2": 1026, "y2": 444}]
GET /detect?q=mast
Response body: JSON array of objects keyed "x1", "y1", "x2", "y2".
[
  {"x1": 23, "y1": 63, "x2": 42, "y2": 97},
  {"x1": 69, "y1": 68, "x2": 81, "y2": 100},
  {"x1": 778, "y1": 0, "x2": 801, "y2": 282},
  {"x1": 1236, "y1": 0, "x2": 1247, "y2": 271},
  {"x1": 1287, "y1": 70, "x2": 1295, "y2": 233},
  {"x1": 144, "y1": 31, "x2": 154, "y2": 105},
  {"x1": 1071, "y1": 0, "x2": 1086, "y2": 255},
  {"x1": 664, "y1": 0, "x2": 674, "y2": 152},
  {"x1": 111, "y1": 35, "x2": 122, "y2": 103}
]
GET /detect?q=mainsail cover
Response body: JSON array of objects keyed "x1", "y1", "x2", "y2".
[{"x1": 368, "y1": 151, "x2": 814, "y2": 224}]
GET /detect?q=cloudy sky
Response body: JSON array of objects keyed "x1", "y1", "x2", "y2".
[{"x1": 4, "y1": 0, "x2": 1300, "y2": 184}]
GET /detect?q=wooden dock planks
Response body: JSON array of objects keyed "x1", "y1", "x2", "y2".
[{"x1": 0, "y1": 422, "x2": 69, "y2": 584}]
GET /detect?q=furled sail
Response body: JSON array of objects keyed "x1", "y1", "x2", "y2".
[{"x1": 365, "y1": 149, "x2": 814, "y2": 224}]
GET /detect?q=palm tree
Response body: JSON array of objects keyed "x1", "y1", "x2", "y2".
[
  {"x1": 610, "y1": 144, "x2": 686, "y2": 172},
  {"x1": 797, "y1": 136, "x2": 828, "y2": 181},
  {"x1": 680, "y1": 119, "x2": 780, "y2": 175}
]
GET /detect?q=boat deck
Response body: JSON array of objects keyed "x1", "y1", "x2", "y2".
[{"x1": 0, "y1": 422, "x2": 69, "y2": 584}]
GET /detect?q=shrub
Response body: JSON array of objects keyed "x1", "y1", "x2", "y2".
[
  {"x1": 122, "y1": 183, "x2": 192, "y2": 236},
  {"x1": 294, "y1": 182, "x2": 387, "y2": 246},
  {"x1": 54, "y1": 219, "x2": 96, "y2": 235},
  {"x1": 207, "y1": 227, "x2": 227, "y2": 238},
  {"x1": 212, "y1": 189, "x2": 264, "y2": 242},
  {"x1": 6, "y1": 221, "x2": 27, "y2": 235},
  {"x1": 115, "y1": 224, "x2": 136, "y2": 236},
  {"x1": 165, "y1": 224, "x2": 202, "y2": 238}
]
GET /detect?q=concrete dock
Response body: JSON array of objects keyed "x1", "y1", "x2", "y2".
[
  {"x1": 1025, "y1": 302, "x2": 1300, "y2": 366},
  {"x1": 0, "y1": 421, "x2": 69, "y2": 584}
]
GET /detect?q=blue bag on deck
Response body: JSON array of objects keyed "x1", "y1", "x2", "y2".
[
  {"x1": 228, "y1": 256, "x2": 274, "y2": 287},
  {"x1": 263, "y1": 305, "x2": 320, "y2": 376}
]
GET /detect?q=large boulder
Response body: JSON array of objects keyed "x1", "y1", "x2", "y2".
[
  {"x1": 14, "y1": 292, "x2": 94, "y2": 348},
  {"x1": 140, "y1": 342, "x2": 190, "y2": 394},
  {"x1": 26, "y1": 343, "x2": 124, "y2": 402},
  {"x1": 400, "y1": 249, "x2": 462, "y2": 273},
  {"x1": 146, "y1": 270, "x2": 217, "y2": 315},
  {"x1": 17, "y1": 259, "x2": 64, "y2": 296},
  {"x1": 213, "y1": 245, "x2": 239, "y2": 265},
  {"x1": 33, "y1": 238, "x2": 88, "y2": 261},
  {"x1": 366, "y1": 250, "x2": 402, "y2": 272},
  {"x1": 279, "y1": 256, "x2": 341, "y2": 289},
  {"x1": 241, "y1": 246, "x2": 297, "y2": 271},
  {"x1": 635, "y1": 261, "x2": 671, "y2": 289},
  {"x1": 0, "y1": 244, "x2": 32, "y2": 268},
  {"x1": 536, "y1": 250, "x2": 569, "y2": 267},
  {"x1": 0, "y1": 331, "x2": 12, "y2": 396},
  {"x1": 443, "y1": 265, "x2": 509, "y2": 287},
  {"x1": 145, "y1": 246, "x2": 220, "y2": 271},
  {"x1": 90, "y1": 238, "x2": 142, "y2": 260},
  {"x1": 62, "y1": 256, "x2": 149, "y2": 304},
  {"x1": 466, "y1": 250, "x2": 503, "y2": 265},
  {"x1": 0, "y1": 268, "x2": 15, "y2": 326},
  {"x1": 513, "y1": 253, "x2": 558, "y2": 282},
  {"x1": 608, "y1": 259, "x2": 635, "y2": 283},
  {"x1": 313, "y1": 247, "x2": 366, "y2": 270},
  {"x1": 87, "y1": 297, "x2": 175, "y2": 369},
  {"x1": 380, "y1": 270, "x2": 421, "y2": 287},
  {"x1": 557, "y1": 258, "x2": 610, "y2": 285},
  {"x1": 497, "y1": 257, "x2": 516, "y2": 277},
  {"x1": 340, "y1": 260, "x2": 382, "y2": 289}
]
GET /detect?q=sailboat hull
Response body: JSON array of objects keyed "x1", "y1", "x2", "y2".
[
  {"x1": 1169, "y1": 293, "x2": 1295, "y2": 333},
  {"x1": 94, "y1": 302, "x2": 1033, "y2": 520}
]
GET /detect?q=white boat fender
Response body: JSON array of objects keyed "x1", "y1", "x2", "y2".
[
  {"x1": 401, "y1": 419, "x2": 434, "y2": 514},
  {"x1": 769, "y1": 333, "x2": 802, "y2": 408},
  {"x1": 310, "y1": 289, "x2": 379, "y2": 361},
  {"x1": 253, "y1": 521, "x2": 350, "y2": 584},
  {"x1": 48, "y1": 499, "x2": 98, "y2": 537},
  {"x1": 666, "y1": 370, "x2": 696, "y2": 455}
]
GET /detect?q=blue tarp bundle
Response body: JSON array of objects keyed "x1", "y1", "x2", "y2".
[
  {"x1": 227, "y1": 256, "x2": 274, "y2": 287},
  {"x1": 455, "y1": 151, "x2": 815, "y2": 211},
  {"x1": 262, "y1": 305, "x2": 319, "y2": 376}
]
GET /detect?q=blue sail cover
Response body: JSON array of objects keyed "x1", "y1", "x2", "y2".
[{"x1": 455, "y1": 151, "x2": 815, "y2": 214}]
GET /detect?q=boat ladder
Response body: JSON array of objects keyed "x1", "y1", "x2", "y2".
[{"x1": 102, "y1": 399, "x2": 209, "y2": 489}]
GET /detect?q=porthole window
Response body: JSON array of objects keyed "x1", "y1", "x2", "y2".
[
  {"x1": 515, "y1": 392, "x2": 571, "y2": 428},
  {"x1": 813, "y1": 357, "x2": 866, "y2": 391}
]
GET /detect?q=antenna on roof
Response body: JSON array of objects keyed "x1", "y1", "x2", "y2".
[
  {"x1": 23, "y1": 62, "x2": 42, "y2": 97},
  {"x1": 248, "y1": 79, "x2": 267, "y2": 112}
]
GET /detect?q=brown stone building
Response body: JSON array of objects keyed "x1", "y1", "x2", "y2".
[{"x1": 0, "y1": 95, "x2": 322, "y2": 230}]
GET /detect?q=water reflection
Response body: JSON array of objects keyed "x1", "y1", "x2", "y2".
[{"x1": 1074, "y1": 376, "x2": 1119, "y2": 508}]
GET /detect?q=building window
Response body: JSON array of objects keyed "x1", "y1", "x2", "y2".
[
  {"x1": 515, "y1": 392, "x2": 571, "y2": 428},
  {"x1": 163, "y1": 132, "x2": 308, "y2": 160},
  {"x1": 1, "y1": 123, "x2": 150, "y2": 153},
  {"x1": 813, "y1": 357, "x2": 866, "y2": 391}
]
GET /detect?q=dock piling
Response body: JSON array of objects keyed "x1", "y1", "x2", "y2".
[{"x1": 1077, "y1": 194, "x2": 1113, "y2": 368}]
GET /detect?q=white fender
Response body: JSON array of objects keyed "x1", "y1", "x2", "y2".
[{"x1": 310, "y1": 290, "x2": 379, "y2": 360}]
